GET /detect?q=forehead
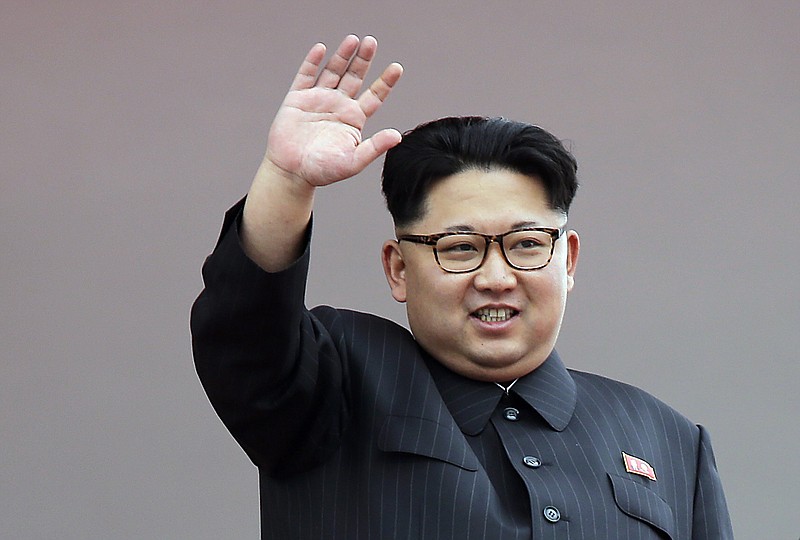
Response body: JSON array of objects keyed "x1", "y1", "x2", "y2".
[{"x1": 418, "y1": 168, "x2": 562, "y2": 230}]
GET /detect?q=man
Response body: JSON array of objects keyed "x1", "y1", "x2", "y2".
[{"x1": 191, "y1": 35, "x2": 733, "y2": 539}]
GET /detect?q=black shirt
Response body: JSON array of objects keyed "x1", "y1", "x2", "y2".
[{"x1": 425, "y1": 349, "x2": 577, "y2": 535}]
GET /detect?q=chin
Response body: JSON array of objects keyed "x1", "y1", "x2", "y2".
[
  {"x1": 480, "y1": 349, "x2": 549, "y2": 376},
  {"x1": 456, "y1": 352, "x2": 529, "y2": 380}
]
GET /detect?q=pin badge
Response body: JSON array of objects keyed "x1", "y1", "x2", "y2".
[{"x1": 622, "y1": 452, "x2": 657, "y2": 481}]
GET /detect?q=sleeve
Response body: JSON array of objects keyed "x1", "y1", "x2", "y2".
[
  {"x1": 190, "y1": 199, "x2": 350, "y2": 477},
  {"x1": 691, "y1": 424, "x2": 734, "y2": 539}
]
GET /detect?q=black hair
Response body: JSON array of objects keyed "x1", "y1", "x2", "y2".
[{"x1": 381, "y1": 116, "x2": 578, "y2": 228}]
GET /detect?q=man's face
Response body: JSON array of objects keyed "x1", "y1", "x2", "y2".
[{"x1": 382, "y1": 168, "x2": 580, "y2": 382}]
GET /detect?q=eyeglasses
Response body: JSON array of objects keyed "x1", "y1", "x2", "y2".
[{"x1": 397, "y1": 227, "x2": 564, "y2": 273}]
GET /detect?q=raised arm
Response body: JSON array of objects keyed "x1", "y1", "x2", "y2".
[{"x1": 242, "y1": 35, "x2": 403, "y2": 271}]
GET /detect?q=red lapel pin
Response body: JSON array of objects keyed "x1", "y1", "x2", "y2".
[{"x1": 622, "y1": 451, "x2": 657, "y2": 481}]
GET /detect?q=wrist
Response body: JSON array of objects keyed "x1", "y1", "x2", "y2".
[{"x1": 254, "y1": 158, "x2": 316, "y2": 200}]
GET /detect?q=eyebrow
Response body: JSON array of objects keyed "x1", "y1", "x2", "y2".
[{"x1": 442, "y1": 221, "x2": 542, "y2": 233}]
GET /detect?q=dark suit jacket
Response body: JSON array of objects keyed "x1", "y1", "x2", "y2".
[{"x1": 191, "y1": 203, "x2": 733, "y2": 539}]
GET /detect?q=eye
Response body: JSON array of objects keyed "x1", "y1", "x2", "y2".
[
  {"x1": 436, "y1": 235, "x2": 483, "y2": 260},
  {"x1": 506, "y1": 231, "x2": 550, "y2": 252},
  {"x1": 441, "y1": 241, "x2": 480, "y2": 253},
  {"x1": 510, "y1": 237, "x2": 544, "y2": 250},
  {"x1": 516, "y1": 238, "x2": 543, "y2": 249}
]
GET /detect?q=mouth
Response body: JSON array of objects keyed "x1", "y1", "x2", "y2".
[{"x1": 472, "y1": 307, "x2": 519, "y2": 323}]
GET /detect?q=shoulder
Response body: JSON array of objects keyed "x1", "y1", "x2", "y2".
[
  {"x1": 309, "y1": 305, "x2": 415, "y2": 343},
  {"x1": 569, "y1": 368, "x2": 699, "y2": 436},
  {"x1": 569, "y1": 368, "x2": 680, "y2": 410},
  {"x1": 309, "y1": 305, "x2": 405, "y2": 328}
]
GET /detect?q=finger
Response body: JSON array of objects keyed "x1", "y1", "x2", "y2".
[
  {"x1": 315, "y1": 35, "x2": 360, "y2": 89},
  {"x1": 288, "y1": 42, "x2": 327, "y2": 92},
  {"x1": 336, "y1": 35, "x2": 378, "y2": 97},
  {"x1": 352, "y1": 128, "x2": 403, "y2": 171},
  {"x1": 357, "y1": 62, "x2": 403, "y2": 118}
]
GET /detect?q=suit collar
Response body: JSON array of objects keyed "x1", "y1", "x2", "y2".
[
  {"x1": 512, "y1": 350, "x2": 576, "y2": 432},
  {"x1": 425, "y1": 350, "x2": 577, "y2": 435}
]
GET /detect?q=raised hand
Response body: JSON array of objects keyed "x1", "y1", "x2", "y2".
[
  {"x1": 242, "y1": 35, "x2": 403, "y2": 271},
  {"x1": 264, "y1": 35, "x2": 403, "y2": 187}
]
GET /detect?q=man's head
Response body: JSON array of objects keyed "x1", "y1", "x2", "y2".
[
  {"x1": 380, "y1": 117, "x2": 581, "y2": 382},
  {"x1": 382, "y1": 116, "x2": 578, "y2": 228}
]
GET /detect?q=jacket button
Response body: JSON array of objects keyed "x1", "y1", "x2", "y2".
[
  {"x1": 522, "y1": 456, "x2": 541, "y2": 468},
  {"x1": 503, "y1": 407, "x2": 520, "y2": 421},
  {"x1": 543, "y1": 505, "x2": 561, "y2": 523}
]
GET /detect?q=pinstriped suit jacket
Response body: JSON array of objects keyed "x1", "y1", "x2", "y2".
[{"x1": 191, "y1": 202, "x2": 733, "y2": 539}]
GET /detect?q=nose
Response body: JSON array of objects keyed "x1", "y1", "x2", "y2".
[{"x1": 473, "y1": 243, "x2": 517, "y2": 291}]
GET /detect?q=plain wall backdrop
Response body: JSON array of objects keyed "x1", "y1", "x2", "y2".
[{"x1": 2, "y1": 1, "x2": 798, "y2": 538}]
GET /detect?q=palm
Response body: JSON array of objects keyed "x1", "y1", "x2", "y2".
[
  {"x1": 267, "y1": 89, "x2": 367, "y2": 185},
  {"x1": 263, "y1": 36, "x2": 402, "y2": 187}
]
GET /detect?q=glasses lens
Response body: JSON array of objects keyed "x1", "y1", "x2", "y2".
[
  {"x1": 503, "y1": 230, "x2": 553, "y2": 269},
  {"x1": 435, "y1": 234, "x2": 484, "y2": 272}
]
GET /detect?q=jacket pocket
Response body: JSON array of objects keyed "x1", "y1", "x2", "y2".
[
  {"x1": 608, "y1": 473, "x2": 676, "y2": 539},
  {"x1": 378, "y1": 415, "x2": 479, "y2": 471}
]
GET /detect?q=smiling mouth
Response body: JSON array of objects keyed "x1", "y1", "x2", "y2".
[{"x1": 472, "y1": 307, "x2": 518, "y2": 322}]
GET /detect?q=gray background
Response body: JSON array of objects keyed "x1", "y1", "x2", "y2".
[{"x1": 2, "y1": 1, "x2": 798, "y2": 538}]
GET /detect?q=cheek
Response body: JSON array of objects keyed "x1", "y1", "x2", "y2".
[
  {"x1": 408, "y1": 276, "x2": 454, "y2": 309},
  {"x1": 542, "y1": 258, "x2": 571, "y2": 289},
  {"x1": 523, "y1": 272, "x2": 569, "y2": 309},
  {"x1": 405, "y1": 274, "x2": 467, "y2": 327}
]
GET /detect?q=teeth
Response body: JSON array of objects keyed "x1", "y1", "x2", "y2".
[{"x1": 475, "y1": 308, "x2": 515, "y2": 322}]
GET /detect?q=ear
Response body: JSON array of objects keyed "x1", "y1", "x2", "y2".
[
  {"x1": 565, "y1": 230, "x2": 580, "y2": 292},
  {"x1": 381, "y1": 240, "x2": 407, "y2": 303}
]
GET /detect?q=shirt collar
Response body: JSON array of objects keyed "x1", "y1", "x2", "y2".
[{"x1": 425, "y1": 350, "x2": 577, "y2": 435}]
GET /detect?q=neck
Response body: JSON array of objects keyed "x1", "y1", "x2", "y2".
[{"x1": 494, "y1": 378, "x2": 519, "y2": 395}]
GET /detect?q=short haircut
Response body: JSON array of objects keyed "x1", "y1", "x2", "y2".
[{"x1": 381, "y1": 116, "x2": 578, "y2": 228}]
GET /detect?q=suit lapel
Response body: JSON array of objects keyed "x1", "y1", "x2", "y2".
[
  {"x1": 375, "y1": 345, "x2": 480, "y2": 471},
  {"x1": 378, "y1": 414, "x2": 480, "y2": 471}
]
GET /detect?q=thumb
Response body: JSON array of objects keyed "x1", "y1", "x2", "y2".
[{"x1": 351, "y1": 128, "x2": 402, "y2": 171}]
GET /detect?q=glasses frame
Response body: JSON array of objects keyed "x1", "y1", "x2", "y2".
[{"x1": 397, "y1": 227, "x2": 565, "y2": 273}]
